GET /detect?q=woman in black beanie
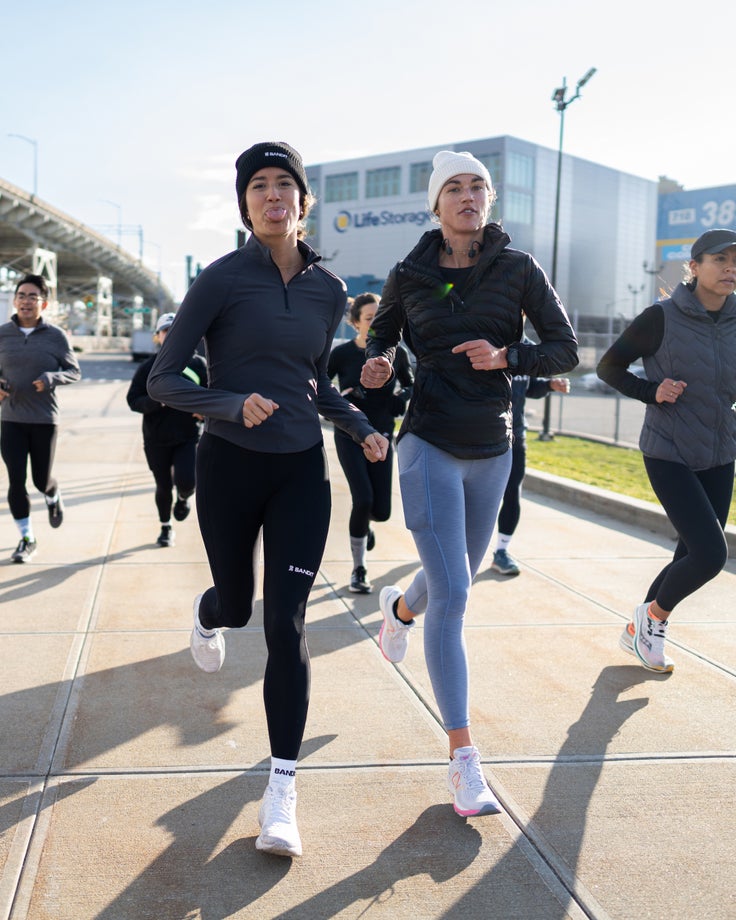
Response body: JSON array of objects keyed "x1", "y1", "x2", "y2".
[{"x1": 148, "y1": 141, "x2": 388, "y2": 858}]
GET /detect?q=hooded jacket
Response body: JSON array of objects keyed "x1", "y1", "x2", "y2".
[
  {"x1": 366, "y1": 224, "x2": 578, "y2": 458},
  {"x1": 0, "y1": 316, "x2": 81, "y2": 424}
]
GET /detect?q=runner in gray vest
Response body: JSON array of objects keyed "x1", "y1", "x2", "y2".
[{"x1": 598, "y1": 228, "x2": 736, "y2": 673}]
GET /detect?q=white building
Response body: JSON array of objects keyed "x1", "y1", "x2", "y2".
[{"x1": 304, "y1": 136, "x2": 658, "y2": 328}]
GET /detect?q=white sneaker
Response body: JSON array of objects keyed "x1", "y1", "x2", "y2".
[
  {"x1": 632, "y1": 603, "x2": 674, "y2": 672},
  {"x1": 378, "y1": 585, "x2": 414, "y2": 663},
  {"x1": 255, "y1": 782, "x2": 302, "y2": 857},
  {"x1": 190, "y1": 594, "x2": 225, "y2": 673},
  {"x1": 447, "y1": 746, "x2": 502, "y2": 817}
]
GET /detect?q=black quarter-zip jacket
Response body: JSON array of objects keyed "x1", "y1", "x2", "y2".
[
  {"x1": 148, "y1": 234, "x2": 375, "y2": 453},
  {"x1": 366, "y1": 224, "x2": 578, "y2": 459}
]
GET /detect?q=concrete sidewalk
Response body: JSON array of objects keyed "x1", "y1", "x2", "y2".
[{"x1": 0, "y1": 376, "x2": 734, "y2": 920}]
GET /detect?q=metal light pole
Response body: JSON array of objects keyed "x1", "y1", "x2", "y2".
[
  {"x1": 101, "y1": 199, "x2": 123, "y2": 247},
  {"x1": 642, "y1": 260, "x2": 663, "y2": 304},
  {"x1": 8, "y1": 134, "x2": 38, "y2": 196},
  {"x1": 627, "y1": 282, "x2": 645, "y2": 316},
  {"x1": 540, "y1": 66, "x2": 597, "y2": 441}
]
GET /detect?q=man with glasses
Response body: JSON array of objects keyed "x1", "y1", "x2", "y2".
[{"x1": 0, "y1": 274, "x2": 81, "y2": 562}]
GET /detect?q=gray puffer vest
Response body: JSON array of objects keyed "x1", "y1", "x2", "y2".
[{"x1": 639, "y1": 283, "x2": 736, "y2": 470}]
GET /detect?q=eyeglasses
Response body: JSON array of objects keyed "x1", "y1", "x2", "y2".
[{"x1": 15, "y1": 293, "x2": 44, "y2": 303}]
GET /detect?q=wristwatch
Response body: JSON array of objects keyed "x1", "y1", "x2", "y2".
[{"x1": 506, "y1": 344, "x2": 519, "y2": 370}]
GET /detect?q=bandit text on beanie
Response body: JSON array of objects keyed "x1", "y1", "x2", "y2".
[{"x1": 235, "y1": 142, "x2": 309, "y2": 205}]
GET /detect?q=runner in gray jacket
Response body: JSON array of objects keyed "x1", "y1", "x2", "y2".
[{"x1": 0, "y1": 274, "x2": 81, "y2": 562}]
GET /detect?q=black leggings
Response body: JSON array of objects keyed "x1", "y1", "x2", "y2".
[
  {"x1": 496, "y1": 438, "x2": 526, "y2": 536},
  {"x1": 334, "y1": 431, "x2": 394, "y2": 537},
  {"x1": 0, "y1": 421, "x2": 58, "y2": 520},
  {"x1": 143, "y1": 440, "x2": 196, "y2": 523},
  {"x1": 195, "y1": 433, "x2": 331, "y2": 760},
  {"x1": 643, "y1": 457, "x2": 733, "y2": 612}
]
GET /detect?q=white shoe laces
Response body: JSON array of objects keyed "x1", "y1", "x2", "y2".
[
  {"x1": 455, "y1": 751, "x2": 487, "y2": 795},
  {"x1": 264, "y1": 783, "x2": 296, "y2": 826}
]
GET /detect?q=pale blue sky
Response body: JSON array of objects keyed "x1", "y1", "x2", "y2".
[{"x1": 2, "y1": 0, "x2": 728, "y2": 299}]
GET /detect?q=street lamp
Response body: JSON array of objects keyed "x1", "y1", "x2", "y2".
[
  {"x1": 627, "y1": 282, "x2": 645, "y2": 316},
  {"x1": 100, "y1": 199, "x2": 123, "y2": 247},
  {"x1": 540, "y1": 66, "x2": 597, "y2": 441},
  {"x1": 7, "y1": 134, "x2": 38, "y2": 196},
  {"x1": 643, "y1": 260, "x2": 664, "y2": 303}
]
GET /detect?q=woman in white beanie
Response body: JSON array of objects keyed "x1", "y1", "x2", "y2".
[{"x1": 362, "y1": 149, "x2": 578, "y2": 817}]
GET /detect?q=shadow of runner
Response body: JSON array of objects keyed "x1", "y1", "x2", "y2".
[
  {"x1": 92, "y1": 736, "x2": 336, "y2": 920},
  {"x1": 438, "y1": 664, "x2": 668, "y2": 919},
  {"x1": 264, "y1": 804, "x2": 482, "y2": 920}
]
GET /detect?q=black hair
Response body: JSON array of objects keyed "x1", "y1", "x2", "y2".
[
  {"x1": 14, "y1": 273, "x2": 49, "y2": 298},
  {"x1": 349, "y1": 291, "x2": 379, "y2": 325}
]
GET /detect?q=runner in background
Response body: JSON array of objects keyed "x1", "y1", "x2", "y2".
[
  {"x1": 0, "y1": 274, "x2": 80, "y2": 562},
  {"x1": 126, "y1": 312, "x2": 207, "y2": 547},
  {"x1": 328, "y1": 292, "x2": 413, "y2": 594},
  {"x1": 490, "y1": 370, "x2": 570, "y2": 576}
]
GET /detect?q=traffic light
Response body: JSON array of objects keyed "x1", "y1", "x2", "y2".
[{"x1": 85, "y1": 296, "x2": 95, "y2": 309}]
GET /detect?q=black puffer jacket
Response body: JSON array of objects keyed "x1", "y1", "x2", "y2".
[{"x1": 366, "y1": 224, "x2": 578, "y2": 459}]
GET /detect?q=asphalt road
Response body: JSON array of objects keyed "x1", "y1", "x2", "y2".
[{"x1": 78, "y1": 351, "x2": 140, "y2": 383}]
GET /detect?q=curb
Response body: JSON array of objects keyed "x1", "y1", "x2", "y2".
[{"x1": 524, "y1": 468, "x2": 736, "y2": 554}]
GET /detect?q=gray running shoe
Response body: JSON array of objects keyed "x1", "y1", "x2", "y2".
[
  {"x1": 11, "y1": 537, "x2": 37, "y2": 563},
  {"x1": 349, "y1": 566, "x2": 372, "y2": 594},
  {"x1": 491, "y1": 549, "x2": 520, "y2": 576}
]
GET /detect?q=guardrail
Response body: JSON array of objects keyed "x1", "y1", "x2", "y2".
[{"x1": 527, "y1": 390, "x2": 645, "y2": 448}]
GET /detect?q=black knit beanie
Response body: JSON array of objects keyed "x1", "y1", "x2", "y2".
[{"x1": 235, "y1": 142, "x2": 309, "y2": 204}]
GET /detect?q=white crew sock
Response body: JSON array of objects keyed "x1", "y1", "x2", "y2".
[
  {"x1": 496, "y1": 533, "x2": 512, "y2": 552},
  {"x1": 15, "y1": 517, "x2": 33, "y2": 540},
  {"x1": 270, "y1": 757, "x2": 297, "y2": 786}
]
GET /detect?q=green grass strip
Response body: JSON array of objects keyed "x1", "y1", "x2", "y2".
[{"x1": 526, "y1": 434, "x2": 736, "y2": 527}]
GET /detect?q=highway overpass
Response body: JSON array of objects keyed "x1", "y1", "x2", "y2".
[{"x1": 0, "y1": 177, "x2": 175, "y2": 335}]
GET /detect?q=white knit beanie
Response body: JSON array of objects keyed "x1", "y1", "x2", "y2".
[{"x1": 427, "y1": 150, "x2": 493, "y2": 213}]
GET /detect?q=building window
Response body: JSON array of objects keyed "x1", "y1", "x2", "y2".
[
  {"x1": 366, "y1": 166, "x2": 401, "y2": 198},
  {"x1": 409, "y1": 162, "x2": 432, "y2": 193},
  {"x1": 325, "y1": 172, "x2": 358, "y2": 203},
  {"x1": 477, "y1": 154, "x2": 502, "y2": 188},
  {"x1": 507, "y1": 152, "x2": 534, "y2": 190},
  {"x1": 505, "y1": 189, "x2": 533, "y2": 225}
]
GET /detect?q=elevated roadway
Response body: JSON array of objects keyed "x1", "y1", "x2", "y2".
[{"x1": 0, "y1": 177, "x2": 175, "y2": 333}]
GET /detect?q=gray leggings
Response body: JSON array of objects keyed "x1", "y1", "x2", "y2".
[{"x1": 398, "y1": 433, "x2": 512, "y2": 731}]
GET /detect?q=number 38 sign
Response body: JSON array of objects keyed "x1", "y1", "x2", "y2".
[{"x1": 658, "y1": 184, "x2": 736, "y2": 244}]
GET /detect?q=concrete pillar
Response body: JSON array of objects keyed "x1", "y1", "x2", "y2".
[
  {"x1": 130, "y1": 294, "x2": 147, "y2": 331},
  {"x1": 95, "y1": 276, "x2": 113, "y2": 336},
  {"x1": 32, "y1": 248, "x2": 59, "y2": 321}
]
